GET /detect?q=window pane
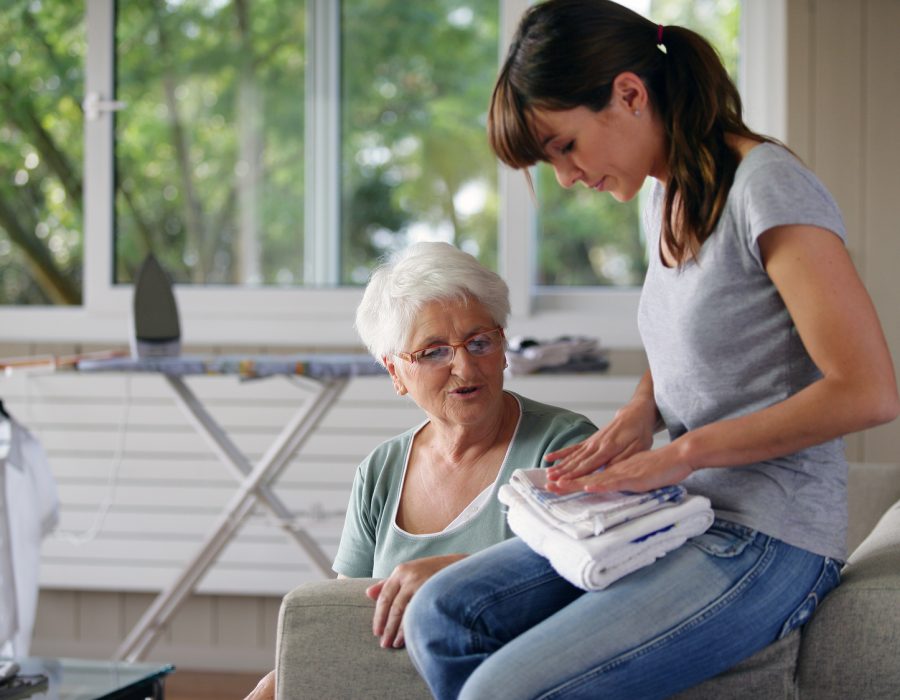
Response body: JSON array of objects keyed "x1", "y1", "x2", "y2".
[
  {"x1": 0, "y1": 0, "x2": 84, "y2": 305},
  {"x1": 536, "y1": 0, "x2": 740, "y2": 287},
  {"x1": 115, "y1": 0, "x2": 305, "y2": 286},
  {"x1": 340, "y1": 1, "x2": 500, "y2": 284}
]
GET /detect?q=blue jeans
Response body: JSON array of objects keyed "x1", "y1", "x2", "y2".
[{"x1": 404, "y1": 519, "x2": 841, "y2": 700}]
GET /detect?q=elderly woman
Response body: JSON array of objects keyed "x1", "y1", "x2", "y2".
[{"x1": 244, "y1": 241, "x2": 596, "y2": 700}]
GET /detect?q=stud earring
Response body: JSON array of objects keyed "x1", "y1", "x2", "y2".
[{"x1": 633, "y1": 109, "x2": 641, "y2": 117}]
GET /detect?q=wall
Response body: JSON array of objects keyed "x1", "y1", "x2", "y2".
[{"x1": 786, "y1": 0, "x2": 900, "y2": 461}]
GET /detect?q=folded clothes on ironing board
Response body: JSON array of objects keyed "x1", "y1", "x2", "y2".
[
  {"x1": 498, "y1": 483, "x2": 714, "y2": 591},
  {"x1": 508, "y1": 468, "x2": 686, "y2": 539}
]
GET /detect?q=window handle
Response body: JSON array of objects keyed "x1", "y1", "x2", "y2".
[{"x1": 82, "y1": 91, "x2": 127, "y2": 121}]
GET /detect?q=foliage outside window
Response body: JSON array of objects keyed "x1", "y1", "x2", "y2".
[
  {"x1": 113, "y1": 0, "x2": 499, "y2": 287},
  {"x1": 0, "y1": 0, "x2": 84, "y2": 305},
  {"x1": 115, "y1": 0, "x2": 306, "y2": 286},
  {"x1": 340, "y1": 1, "x2": 499, "y2": 283}
]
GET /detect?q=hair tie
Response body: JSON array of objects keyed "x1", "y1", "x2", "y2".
[{"x1": 657, "y1": 24, "x2": 664, "y2": 46}]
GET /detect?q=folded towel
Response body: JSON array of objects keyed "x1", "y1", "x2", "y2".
[
  {"x1": 499, "y1": 485, "x2": 714, "y2": 591},
  {"x1": 508, "y1": 468, "x2": 686, "y2": 539}
]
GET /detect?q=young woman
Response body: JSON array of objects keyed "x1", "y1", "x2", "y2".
[{"x1": 402, "y1": 2, "x2": 899, "y2": 698}]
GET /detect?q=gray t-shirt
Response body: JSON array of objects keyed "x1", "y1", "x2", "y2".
[
  {"x1": 332, "y1": 392, "x2": 597, "y2": 578},
  {"x1": 638, "y1": 143, "x2": 848, "y2": 560}
]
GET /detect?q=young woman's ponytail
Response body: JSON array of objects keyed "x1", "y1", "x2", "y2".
[{"x1": 656, "y1": 25, "x2": 765, "y2": 262}]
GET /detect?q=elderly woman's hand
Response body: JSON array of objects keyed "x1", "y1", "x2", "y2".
[
  {"x1": 544, "y1": 394, "x2": 659, "y2": 491},
  {"x1": 242, "y1": 669, "x2": 275, "y2": 700},
  {"x1": 366, "y1": 554, "x2": 467, "y2": 649}
]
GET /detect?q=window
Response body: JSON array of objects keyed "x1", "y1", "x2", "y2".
[
  {"x1": 112, "y1": 0, "x2": 500, "y2": 288},
  {"x1": 114, "y1": 1, "x2": 306, "y2": 287},
  {"x1": 0, "y1": 1, "x2": 783, "y2": 349}
]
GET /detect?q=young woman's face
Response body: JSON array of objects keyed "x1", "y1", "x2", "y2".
[{"x1": 530, "y1": 98, "x2": 666, "y2": 202}]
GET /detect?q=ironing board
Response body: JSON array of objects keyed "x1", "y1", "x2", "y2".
[{"x1": 76, "y1": 354, "x2": 384, "y2": 662}]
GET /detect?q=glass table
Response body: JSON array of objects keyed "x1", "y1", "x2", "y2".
[{"x1": 1, "y1": 657, "x2": 174, "y2": 700}]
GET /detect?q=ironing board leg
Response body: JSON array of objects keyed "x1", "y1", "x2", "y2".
[
  {"x1": 114, "y1": 376, "x2": 348, "y2": 662},
  {"x1": 163, "y1": 375, "x2": 339, "y2": 576}
]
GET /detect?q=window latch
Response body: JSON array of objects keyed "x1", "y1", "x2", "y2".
[{"x1": 82, "y1": 91, "x2": 127, "y2": 121}]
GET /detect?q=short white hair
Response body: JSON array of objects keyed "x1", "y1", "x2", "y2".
[{"x1": 355, "y1": 242, "x2": 510, "y2": 365}]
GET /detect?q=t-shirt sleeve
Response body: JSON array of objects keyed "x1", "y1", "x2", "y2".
[
  {"x1": 739, "y1": 155, "x2": 847, "y2": 268},
  {"x1": 331, "y1": 460, "x2": 377, "y2": 577}
]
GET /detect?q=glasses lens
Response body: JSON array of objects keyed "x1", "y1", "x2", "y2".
[
  {"x1": 466, "y1": 330, "x2": 501, "y2": 356},
  {"x1": 416, "y1": 346, "x2": 454, "y2": 365}
]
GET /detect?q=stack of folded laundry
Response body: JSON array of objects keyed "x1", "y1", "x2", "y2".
[
  {"x1": 498, "y1": 468, "x2": 714, "y2": 591},
  {"x1": 505, "y1": 335, "x2": 609, "y2": 375}
]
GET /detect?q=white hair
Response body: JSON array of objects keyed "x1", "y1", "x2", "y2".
[{"x1": 355, "y1": 242, "x2": 510, "y2": 365}]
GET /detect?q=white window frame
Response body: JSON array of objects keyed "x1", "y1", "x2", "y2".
[{"x1": 0, "y1": 0, "x2": 785, "y2": 350}]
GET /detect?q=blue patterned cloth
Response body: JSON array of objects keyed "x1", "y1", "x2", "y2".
[{"x1": 507, "y1": 468, "x2": 685, "y2": 539}]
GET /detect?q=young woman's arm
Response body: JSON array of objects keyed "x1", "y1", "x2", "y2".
[{"x1": 551, "y1": 225, "x2": 899, "y2": 494}]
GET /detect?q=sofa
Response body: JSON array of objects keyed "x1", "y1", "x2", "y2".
[{"x1": 274, "y1": 462, "x2": 900, "y2": 699}]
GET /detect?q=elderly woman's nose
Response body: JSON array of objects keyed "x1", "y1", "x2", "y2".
[{"x1": 450, "y1": 345, "x2": 480, "y2": 371}]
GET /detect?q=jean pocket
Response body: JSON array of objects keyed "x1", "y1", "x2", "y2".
[
  {"x1": 777, "y1": 557, "x2": 842, "y2": 639},
  {"x1": 688, "y1": 519, "x2": 757, "y2": 558}
]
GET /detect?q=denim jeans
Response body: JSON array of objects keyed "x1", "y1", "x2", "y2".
[{"x1": 404, "y1": 519, "x2": 841, "y2": 700}]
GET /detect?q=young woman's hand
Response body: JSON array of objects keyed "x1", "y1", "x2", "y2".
[
  {"x1": 548, "y1": 441, "x2": 693, "y2": 495},
  {"x1": 366, "y1": 554, "x2": 466, "y2": 649},
  {"x1": 545, "y1": 394, "x2": 660, "y2": 488}
]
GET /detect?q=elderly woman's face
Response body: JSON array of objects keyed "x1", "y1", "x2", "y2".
[{"x1": 386, "y1": 298, "x2": 506, "y2": 428}]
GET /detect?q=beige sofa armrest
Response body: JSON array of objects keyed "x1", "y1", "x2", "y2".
[
  {"x1": 796, "y1": 499, "x2": 900, "y2": 699},
  {"x1": 275, "y1": 578, "x2": 430, "y2": 700}
]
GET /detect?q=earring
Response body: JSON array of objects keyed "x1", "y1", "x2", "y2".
[{"x1": 633, "y1": 109, "x2": 641, "y2": 117}]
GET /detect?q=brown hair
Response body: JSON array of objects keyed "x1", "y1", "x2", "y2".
[{"x1": 489, "y1": 0, "x2": 774, "y2": 265}]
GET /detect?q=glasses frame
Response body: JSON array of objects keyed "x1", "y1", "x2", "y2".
[{"x1": 395, "y1": 326, "x2": 505, "y2": 366}]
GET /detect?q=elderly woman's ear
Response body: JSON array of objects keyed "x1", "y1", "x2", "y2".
[{"x1": 384, "y1": 357, "x2": 408, "y2": 396}]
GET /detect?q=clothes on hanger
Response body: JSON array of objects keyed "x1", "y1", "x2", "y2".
[{"x1": 0, "y1": 407, "x2": 59, "y2": 657}]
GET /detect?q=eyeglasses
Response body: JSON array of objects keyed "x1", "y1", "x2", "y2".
[{"x1": 396, "y1": 327, "x2": 505, "y2": 368}]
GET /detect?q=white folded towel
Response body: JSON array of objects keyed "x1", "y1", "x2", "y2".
[
  {"x1": 498, "y1": 485, "x2": 714, "y2": 591},
  {"x1": 508, "y1": 468, "x2": 686, "y2": 539}
]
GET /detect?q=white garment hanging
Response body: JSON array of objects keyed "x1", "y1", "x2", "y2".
[{"x1": 0, "y1": 411, "x2": 59, "y2": 657}]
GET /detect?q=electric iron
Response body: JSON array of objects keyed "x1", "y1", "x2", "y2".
[{"x1": 130, "y1": 254, "x2": 181, "y2": 358}]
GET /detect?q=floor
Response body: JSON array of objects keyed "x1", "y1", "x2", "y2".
[{"x1": 165, "y1": 670, "x2": 263, "y2": 700}]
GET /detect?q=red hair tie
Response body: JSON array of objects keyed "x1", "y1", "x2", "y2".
[{"x1": 657, "y1": 24, "x2": 664, "y2": 46}]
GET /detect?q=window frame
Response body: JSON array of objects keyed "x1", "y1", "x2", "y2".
[{"x1": 0, "y1": 0, "x2": 785, "y2": 350}]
